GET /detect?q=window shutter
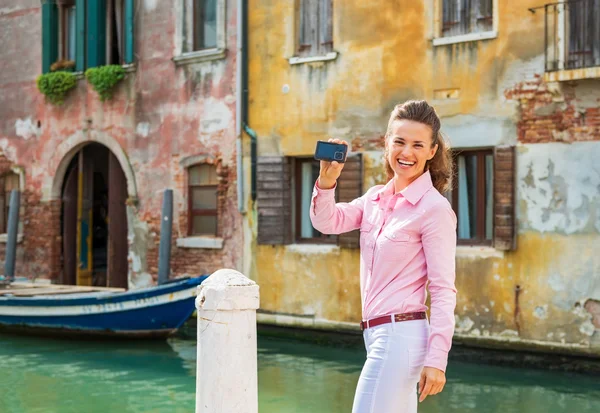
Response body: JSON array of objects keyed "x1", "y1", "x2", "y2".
[
  {"x1": 75, "y1": 0, "x2": 86, "y2": 71},
  {"x1": 299, "y1": 0, "x2": 316, "y2": 54},
  {"x1": 124, "y1": 0, "x2": 134, "y2": 64},
  {"x1": 493, "y1": 146, "x2": 516, "y2": 251},
  {"x1": 318, "y1": 0, "x2": 333, "y2": 53},
  {"x1": 337, "y1": 153, "x2": 363, "y2": 248},
  {"x1": 86, "y1": 0, "x2": 106, "y2": 68},
  {"x1": 42, "y1": 0, "x2": 58, "y2": 73},
  {"x1": 257, "y1": 156, "x2": 292, "y2": 245},
  {"x1": 476, "y1": 0, "x2": 493, "y2": 18}
]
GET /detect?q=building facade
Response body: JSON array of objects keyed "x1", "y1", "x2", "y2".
[
  {"x1": 0, "y1": 0, "x2": 243, "y2": 288},
  {"x1": 246, "y1": 0, "x2": 600, "y2": 356}
]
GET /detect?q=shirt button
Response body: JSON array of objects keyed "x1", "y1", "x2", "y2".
[
  {"x1": 388, "y1": 208, "x2": 393, "y2": 212},
  {"x1": 392, "y1": 234, "x2": 396, "y2": 239}
]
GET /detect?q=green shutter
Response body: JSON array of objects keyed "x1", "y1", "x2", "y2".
[
  {"x1": 86, "y1": 0, "x2": 106, "y2": 69},
  {"x1": 75, "y1": 0, "x2": 86, "y2": 72},
  {"x1": 41, "y1": 0, "x2": 58, "y2": 73},
  {"x1": 124, "y1": 0, "x2": 134, "y2": 64}
]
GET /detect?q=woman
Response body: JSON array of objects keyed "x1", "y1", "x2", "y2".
[{"x1": 310, "y1": 100, "x2": 457, "y2": 413}]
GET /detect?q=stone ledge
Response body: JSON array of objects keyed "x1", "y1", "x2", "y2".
[
  {"x1": 288, "y1": 51, "x2": 338, "y2": 65},
  {"x1": 176, "y1": 236, "x2": 224, "y2": 249},
  {"x1": 173, "y1": 49, "x2": 227, "y2": 66},
  {"x1": 433, "y1": 30, "x2": 498, "y2": 46},
  {"x1": 544, "y1": 66, "x2": 600, "y2": 82},
  {"x1": 0, "y1": 234, "x2": 23, "y2": 244}
]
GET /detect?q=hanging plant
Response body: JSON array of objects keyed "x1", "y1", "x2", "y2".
[
  {"x1": 36, "y1": 71, "x2": 77, "y2": 105},
  {"x1": 85, "y1": 65, "x2": 126, "y2": 101}
]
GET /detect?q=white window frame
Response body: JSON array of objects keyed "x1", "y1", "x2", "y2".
[
  {"x1": 432, "y1": 0, "x2": 499, "y2": 46},
  {"x1": 288, "y1": 0, "x2": 338, "y2": 65},
  {"x1": 173, "y1": 0, "x2": 227, "y2": 65}
]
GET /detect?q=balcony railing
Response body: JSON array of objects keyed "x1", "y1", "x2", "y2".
[{"x1": 538, "y1": 0, "x2": 600, "y2": 72}]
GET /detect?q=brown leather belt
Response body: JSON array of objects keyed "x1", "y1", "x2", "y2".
[{"x1": 360, "y1": 312, "x2": 427, "y2": 331}]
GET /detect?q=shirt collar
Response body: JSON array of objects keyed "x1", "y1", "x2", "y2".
[{"x1": 370, "y1": 171, "x2": 434, "y2": 205}]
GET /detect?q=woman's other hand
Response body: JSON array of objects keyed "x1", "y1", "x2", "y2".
[
  {"x1": 418, "y1": 366, "x2": 446, "y2": 402},
  {"x1": 318, "y1": 139, "x2": 348, "y2": 189}
]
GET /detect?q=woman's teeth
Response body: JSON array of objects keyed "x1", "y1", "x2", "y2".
[{"x1": 397, "y1": 160, "x2": 415, "y2": 166}]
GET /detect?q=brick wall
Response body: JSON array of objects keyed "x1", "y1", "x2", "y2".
[{"x1": 505, "y1": 75, "x2": 600, "y2": 144}]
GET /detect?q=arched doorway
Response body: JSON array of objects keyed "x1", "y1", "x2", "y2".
[{"x1": 60, "y1": 143, "x2": 128, "y2": 288}]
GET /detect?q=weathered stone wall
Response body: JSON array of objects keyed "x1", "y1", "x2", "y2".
[{"x1": 0, "y1": 1, "x2": 242, "y2": 286}]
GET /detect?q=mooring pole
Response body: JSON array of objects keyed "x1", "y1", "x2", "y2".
[
  {"x1": 4, "y1": 190, "x2": 20, "y2": 282},
  {"x1": 157, "y1": 189, "x2": 173, "y2": 285},
  {"x1": 195, "y1": 269, "x2": 260, "y2": 413}
]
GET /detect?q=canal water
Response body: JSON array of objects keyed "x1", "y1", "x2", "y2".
[{"x1": 0, "y1": 333, "x2": 599, "y2": 413}]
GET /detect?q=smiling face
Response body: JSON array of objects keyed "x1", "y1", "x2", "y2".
[{"x1": 386, "y1": 119, "x2": 438, "y2": 189}]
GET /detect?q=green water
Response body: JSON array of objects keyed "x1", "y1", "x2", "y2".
[{"x1": 0, "y1": 333, "x2": 598, "y2": 413}]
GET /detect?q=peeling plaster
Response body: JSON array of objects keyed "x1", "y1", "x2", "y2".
[
  {"x1": 579, "y1": 320, "x2": 596, "y2": 336},
  {"x1": 127, "y1": 206, "x2": 150, "y2": 290},
  {"x1": 199, "y1": 98, "x2": 232, "y2": 135},
  {"x1": 518, "y1": 142, "x2": 600, "y2": 234},
  {"x1": 0, "y1": 140, "x2": 18, "y2": 163},
  {"x1": 15, "y1": 117, "x2": 40, "y2": 140},
  {"x1": 533, "y1": 305, "x2": 548, "y2": 320},
  {"x1": 455, "y1": 315, "x2": 474, "y2": 333},
  {"x1": 442, "y1": 115, "x2": 516, "y2": 148},
  {"x1": 136, "y1": 122, "x2": 150, "y2": 138},
  {"x1": 144, "y1": 0, "x2": 158, "y2": 11}
]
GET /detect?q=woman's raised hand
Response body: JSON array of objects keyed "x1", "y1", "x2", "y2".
[{"x1": 318, "y1": 138, "x2": 349, "y2": 190}]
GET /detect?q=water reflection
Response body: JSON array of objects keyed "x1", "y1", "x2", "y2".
[
  {"x1": 257, "y1": 337, "x2": 600, "y2": 413},
  {"x1": 0, "y1": 333, "x2": 598, "y2": 413}
]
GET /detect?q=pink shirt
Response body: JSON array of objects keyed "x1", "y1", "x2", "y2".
[{"x1": 310, "y1": 171, "x2": 457, "y2": 372}]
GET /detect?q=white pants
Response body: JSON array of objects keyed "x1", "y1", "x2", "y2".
[{"x1": 352, "y1": 319, "x2": 430, "y2": 413}]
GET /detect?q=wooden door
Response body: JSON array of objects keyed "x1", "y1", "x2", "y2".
[
  {"x1": 107, "y1": 152, "x2": 128, "y2": 289},
  {"x1": 62, "y1": 165, "x2": 78, "y2": 285},
  {"x1": 76, "y1": 149, "x2": 94, "y2": 286}
]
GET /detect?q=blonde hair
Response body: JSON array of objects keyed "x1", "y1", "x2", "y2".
[{"x1": 384, "y1": 100, "x2": 453, "y2": 193}]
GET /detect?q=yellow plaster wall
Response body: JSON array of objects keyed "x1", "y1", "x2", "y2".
[{"x1": 247, "y1": 0, "x2": 599, "y2": 350}]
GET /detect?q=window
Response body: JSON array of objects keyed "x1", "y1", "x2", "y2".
[
  {"x1": 294, "y1": 158, "x2": 337, "y2": 243},
  {"x1": 106, "y1": 0, "x2": 127, "y2": 65},
  {"x1": 441, "y1": 0, "x2": 493, "y2": 38},
  {"x1": 42, "y1": 0, "x2": 134, "y2": 73},
  {"x1": 256, "y1": 154, "x2": 363, "y2": 247},
  {"x1": 176, "y1": 0, "x2": 226, "y2": 61},
  {"x1": 188, "y1": 164, "x2": 218, "y2": 236},
  {"x1": 298, "y1": 0, "x2": 333, "y2": 57},
  {"x1": 446, "y1": 147, "x2": 516, "y2": 251},
  {"x1": 194, "y1": 0, "x2": 218, "y2": 50},
  {"x1": 0, "y1": 173, "x2": 20, "y2": 234},
  {"x1": 58, "y1": 1, "x2": 76, "y2": 63},
  {"x1": 448, "y1": 150, "x2": 494, "y2": 245},
  {"x1": 566, "y1": 0, "x2": 600, "y2": 70}
]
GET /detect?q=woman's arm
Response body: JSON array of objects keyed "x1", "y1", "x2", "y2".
[
  {"x1": 309, "y1": 181, "x2": 364, "y2": 235},
  {"x1": 420, "y1": 200, "x2": 457, "y2": 373}
]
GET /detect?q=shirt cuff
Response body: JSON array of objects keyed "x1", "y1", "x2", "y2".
[
  {"x1": 314, "y1": 179, "x2": 337, "y2": 192},
  {"x1": 424, "y1": 348, "x2": 448, "y2": 373},
  {"x1": 311, "y1": 181, "x2": 336, "y2": 216}
]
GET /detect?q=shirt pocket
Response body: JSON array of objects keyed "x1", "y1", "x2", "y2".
[{"x1": 383, "y1": 230, "x2": 411, "y2": 243}]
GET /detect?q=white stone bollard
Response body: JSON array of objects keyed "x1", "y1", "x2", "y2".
[{"x1": 195, "y1": 269, "x2": 260, "y2": 413}]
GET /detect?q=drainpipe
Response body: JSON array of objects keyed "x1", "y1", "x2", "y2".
[
  {"x1": 236, "y1": 0, "x2": 245, "y2": 214},
  {"x1": 240, "y1": 0, "x2": 258, "y2": 202}
]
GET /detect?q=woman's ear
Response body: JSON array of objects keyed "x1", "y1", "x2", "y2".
[{"x1": 428, "y1": 144, "x2": 439, "y2": 161}]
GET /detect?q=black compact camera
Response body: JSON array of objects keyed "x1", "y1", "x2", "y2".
[{"x1": 314, "y1": 141, "x2": 348, "y2": 163}]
